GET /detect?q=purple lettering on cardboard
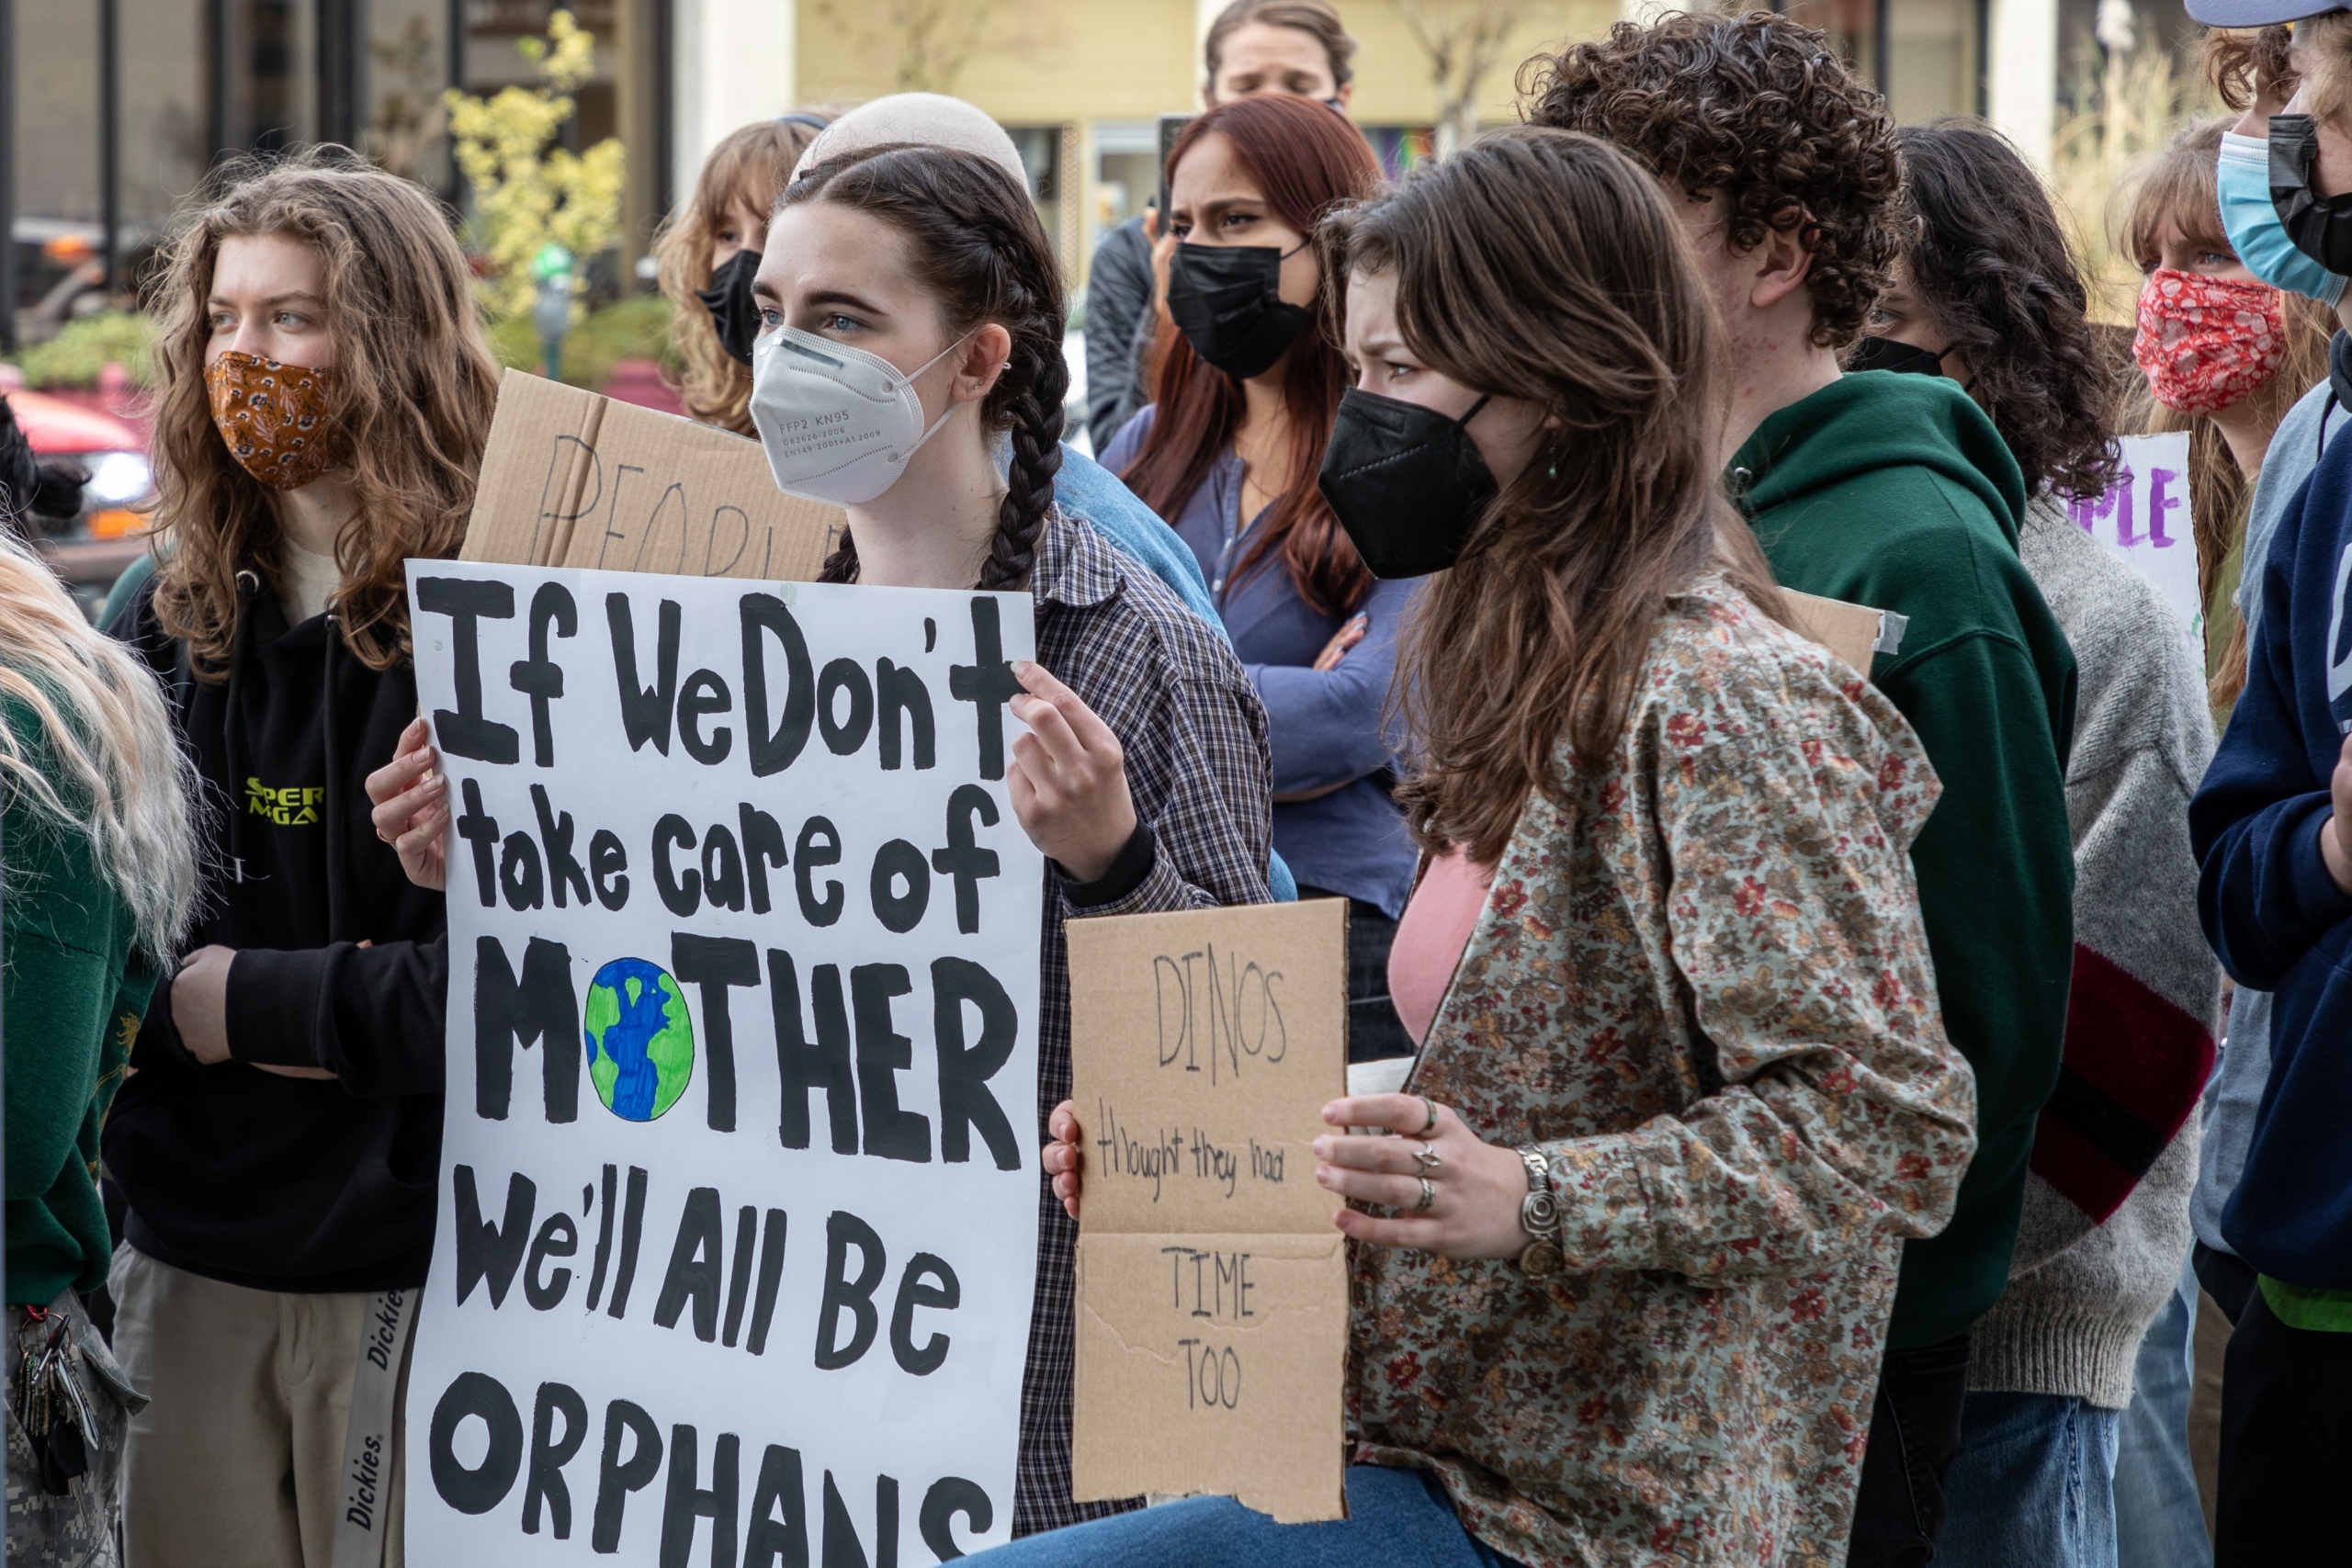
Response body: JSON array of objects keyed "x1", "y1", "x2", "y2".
[
  {"x1": 2147, "y1": 468, "x2": 2181, "y2": 547},
  {"x1": 2115, "y1": 468, "x2": 2140, "y2": 547}
]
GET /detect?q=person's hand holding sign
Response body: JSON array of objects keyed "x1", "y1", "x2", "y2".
[
  {"x1": 1043, "y1": 1093, "x2": 1541, "y2": 1259},
  {"x1": 367, "y1": 716, "x2": 447, "y2": 891},
  {"x1": 1006, "y1": 660, "x2": 1138, "y2": 885}
]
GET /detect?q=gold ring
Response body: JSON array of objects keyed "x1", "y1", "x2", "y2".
[{"x1": 1417, "y1": 1097, "x2": 1439, "y2": 1138}]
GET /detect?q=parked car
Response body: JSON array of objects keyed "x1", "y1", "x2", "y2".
[{"x1": 2, "y1": 385, "x2": 151, "y2": 619}]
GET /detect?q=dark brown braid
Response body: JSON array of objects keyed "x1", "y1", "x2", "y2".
[{"x1": 782, "y1": 144, "x2": 1068, "y2": 591}]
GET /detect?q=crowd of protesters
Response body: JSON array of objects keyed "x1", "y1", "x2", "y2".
[{"x1": 4, "y1": 0, "x2": 2351, "y2": 1562}]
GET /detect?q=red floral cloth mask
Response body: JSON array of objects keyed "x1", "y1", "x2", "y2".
[
  {"x1": 2133, "y1": 269, "x2": 2285, "y2": 416},
  {"x1": 204, "y1": 351, "x2": 343, "y2": 490}
]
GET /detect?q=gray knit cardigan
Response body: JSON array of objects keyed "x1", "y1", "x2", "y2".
[{"x1": 1966, "y1": 496, "x2": 2222, "y2": 1408}]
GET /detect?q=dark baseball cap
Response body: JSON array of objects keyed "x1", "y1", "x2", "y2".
[{"x1": 2186, "y1": 0, "x2": 2345, "y2": 28}]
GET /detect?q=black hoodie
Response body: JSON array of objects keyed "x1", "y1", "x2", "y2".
[{"x1": 105, "y1": 575, "x2": 447, "y2": 1292}]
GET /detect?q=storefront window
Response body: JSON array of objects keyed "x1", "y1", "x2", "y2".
[
  {"x1": 218, "y1": 0, "x2": 318, "y2": 155},
  {"x1": 1093, "y1": 119, "x2": 1156, "y2": 250},
  {"x1": 12, "y1": 0, "x2": 103, "y2": 311},
  {"x1": 368, "y1": 0, "x2": 453, "y2": 189},
  {"x1": 1006, "y1": 124, "x2": 1063, "y2": 256},
  {"x1": 119, "y1": 0, "x2": 207, "y2": 256}
]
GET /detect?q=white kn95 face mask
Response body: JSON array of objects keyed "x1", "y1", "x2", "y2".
[{"x1": 749, "y1": 324, "x2": 970, "y2": 506}]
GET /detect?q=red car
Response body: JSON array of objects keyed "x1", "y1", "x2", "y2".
[{"x1": 3, "y1": 385, "x2": 153, "y2": 620}]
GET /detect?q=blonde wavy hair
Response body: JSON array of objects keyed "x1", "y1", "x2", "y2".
[
  {"x1": 0, "y1": 533, "x2": 198, "y2": 958},
  {"x1": 653, "y1": 116, "x2": 831, "y2": 434},
  {"x1": 143, "y1": 148, "x2": 500, "y2": 679}
]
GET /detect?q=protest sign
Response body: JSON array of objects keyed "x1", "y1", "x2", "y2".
[
  {"x1": 1065, "y1": 901, "x2": 1350, "y2": 1523},
  {"x1": 460, "y1": 368, "x2": 846, "y2": 581},
  {"x1": 1781, "y1": 589, "x2": 1902, "y2": 675},
  {"x1": 2068, "y1": 431, "x2": 2202, "y2": 649},
  {"x1": 402, "y1": 559, "x2": 1043, "y2": 1564}
]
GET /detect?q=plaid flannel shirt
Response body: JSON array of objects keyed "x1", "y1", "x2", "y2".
[{"x1": 1012, "y1": 509, "x2": 1274, "y2": 1535}]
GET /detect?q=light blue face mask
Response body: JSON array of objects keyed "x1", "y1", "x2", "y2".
[{"x1": 2218, "y1": 129, "x2": 2349, "y2": 306}]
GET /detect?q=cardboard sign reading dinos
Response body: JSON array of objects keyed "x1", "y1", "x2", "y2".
[
  {"x1": 1067, "y1": 900, "x2": 1351, "y2": 1523},
  {"x1": 403, "y1": 552, "x2": 1044, "y2": 1563}
]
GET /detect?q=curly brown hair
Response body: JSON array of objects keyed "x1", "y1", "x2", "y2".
[
  {"x1": 144, "y1": 148, "x2": 499, "y2": 679},
  {"x1": 1894, "y1": 118, "x2": 2120, "y2": 502},
  {"x1": 1520, "y1": 10, "x2": 1904, "y2": 351},
  {"x1": 2205, "y1": 25, "x2": 2295, "y2": 110}
]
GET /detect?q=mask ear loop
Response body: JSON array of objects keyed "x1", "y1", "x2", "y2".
[{"x1": 890, "y1": 331, "x2": 982, "y2": 464}]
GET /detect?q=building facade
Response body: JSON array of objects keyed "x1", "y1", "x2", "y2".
[{"x1": 6, "y1": 0, "x2": 2141, "y2": 348}]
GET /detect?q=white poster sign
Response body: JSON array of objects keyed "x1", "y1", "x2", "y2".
[
  {"x1": 2066, "y1": 431, "x2": 2202, "y2": 649},
  {"x1": 401, "y1": 561, "x2": 1042, "y2": 1565}
]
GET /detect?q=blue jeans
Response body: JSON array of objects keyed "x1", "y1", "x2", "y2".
[
  {"x1": 964, "y1": 1464, "x2": 1523, "y2": 1567},
  {"x1": 1939, "y1": 1392, "x2": 2121, "y2": 1568},
  {"x1": 2114, "y1": 1269, "x2": 2212, "y2": 1568}
]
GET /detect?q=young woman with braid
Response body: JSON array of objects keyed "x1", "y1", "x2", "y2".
[
  {"x1": 367, "y1": 141, "x2": 1279, "y2": 1537},
  {"x1": 765, "y1": 139, "x2": 1272, "y2": 1537}
]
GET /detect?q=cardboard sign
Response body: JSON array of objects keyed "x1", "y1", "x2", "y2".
[
  {"x1": 461, "y1": 368, "x2": 846, "y2": 581},
  {"x1": 2069, "y1": 431, "x2": 2202, "y2": 649},
  {"x1": 1781, "y1": 589, "x2": 1897, "y2": 674},
  {"x1": 1065, "y1": 900, "x2": 1351, "y2": 1523},
  {"x1": 402, "y1": 560, "x2": 1043, "y2": 1564}
]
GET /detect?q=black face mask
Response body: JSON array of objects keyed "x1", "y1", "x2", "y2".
[
  {"x1": 1848, "y1": 335, "x2": 1953, "y2": 377},
  {"x1": 1166, "y1": 241, "x2": 1313, "y2": 379},
  {"x1": 2269, "y1": 114, "x2": 2352, "y2": 276},
  {"x1": 1317, "y1": 388, "x2": 1496, "y2": 580},
  {"x1": 695, "y1": 249, "x2": 763, "y2": 367}
]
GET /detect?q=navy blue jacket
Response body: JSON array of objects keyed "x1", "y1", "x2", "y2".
[{"x1": 2190, "y1": 424, "x2": 2352, "y2": 1290}]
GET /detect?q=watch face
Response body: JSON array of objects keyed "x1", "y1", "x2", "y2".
[{"x1": 1520, "y1": 1238, "x2": 1565, "y2": 1279}]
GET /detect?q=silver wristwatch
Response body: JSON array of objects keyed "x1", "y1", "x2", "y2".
[{"x1": 1517, "y1": 1148, "x2": 1563, "y2": 1278}]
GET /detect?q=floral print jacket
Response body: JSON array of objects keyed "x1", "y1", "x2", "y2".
[{"x1": 1351, "y1": 578, "x2": 1977, "y2": 1567}]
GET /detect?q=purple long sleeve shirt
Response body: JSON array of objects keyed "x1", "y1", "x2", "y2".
[{"x1": 1103, "y1": 406, "x2": 1418, "y2": 916}]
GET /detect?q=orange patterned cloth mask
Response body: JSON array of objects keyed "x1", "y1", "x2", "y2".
[{"x1": 204, "y1": 351, "x2": 344, "y2": 490}]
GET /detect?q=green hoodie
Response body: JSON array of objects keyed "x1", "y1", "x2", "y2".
[
  {"x1": 3, "y1": 695, "x2": 160, "y2": 1306},
  {"x1": 1733, "y1": 370, "x2": 2076, "y2": 1350}
]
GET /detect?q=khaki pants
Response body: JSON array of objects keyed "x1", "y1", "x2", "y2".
[{"x1": 109, "y1": 1247, "x2": 406, "y2": 1568}]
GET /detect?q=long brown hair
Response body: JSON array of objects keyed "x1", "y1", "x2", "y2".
[
  {"x1": 144, "y1": 148, "x2": 499, "y2": 678},
  {"x1": 1894, "y1": 118, "x2": 2120, "y2": 502},
  {"x1": 655, "y1": 115, "x2": 829, "y2": 434},
  {"x1": 2120, "y1": 118, "x2": 2335, "y2": 709},
  {"x1": 1119, "y1": 94, "x2": 1382, "y2": 616},
  {"x1": 783, "y1": 145, "x2": 1068, "y2": 592},
  {"x1": 1329, "y1": 128, "x2": 1786, "y2": 866}
]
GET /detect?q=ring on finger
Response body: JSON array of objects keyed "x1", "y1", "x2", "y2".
[
  {"x1": 1415, "y1": 1097, "x2": 1439, "y2": 1138},
  {"x1": 1412, "y1": 1146, "x2": 1442, "y2": 1171},
  {"x1": 1413, "y1": 1176, "x2": 1435, "y2": 1213}
]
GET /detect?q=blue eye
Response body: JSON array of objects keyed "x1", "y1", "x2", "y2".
[{"x1": 758, "y1": 307, "x2": 783, "y2": 330}]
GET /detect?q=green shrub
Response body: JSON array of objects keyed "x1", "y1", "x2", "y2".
[
  {"x1": 488, "y1": 293, "x2": 679, "y2": 391},
  {"x1": 18, "y1": 312, "x2": 156, "y2": 389}
]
